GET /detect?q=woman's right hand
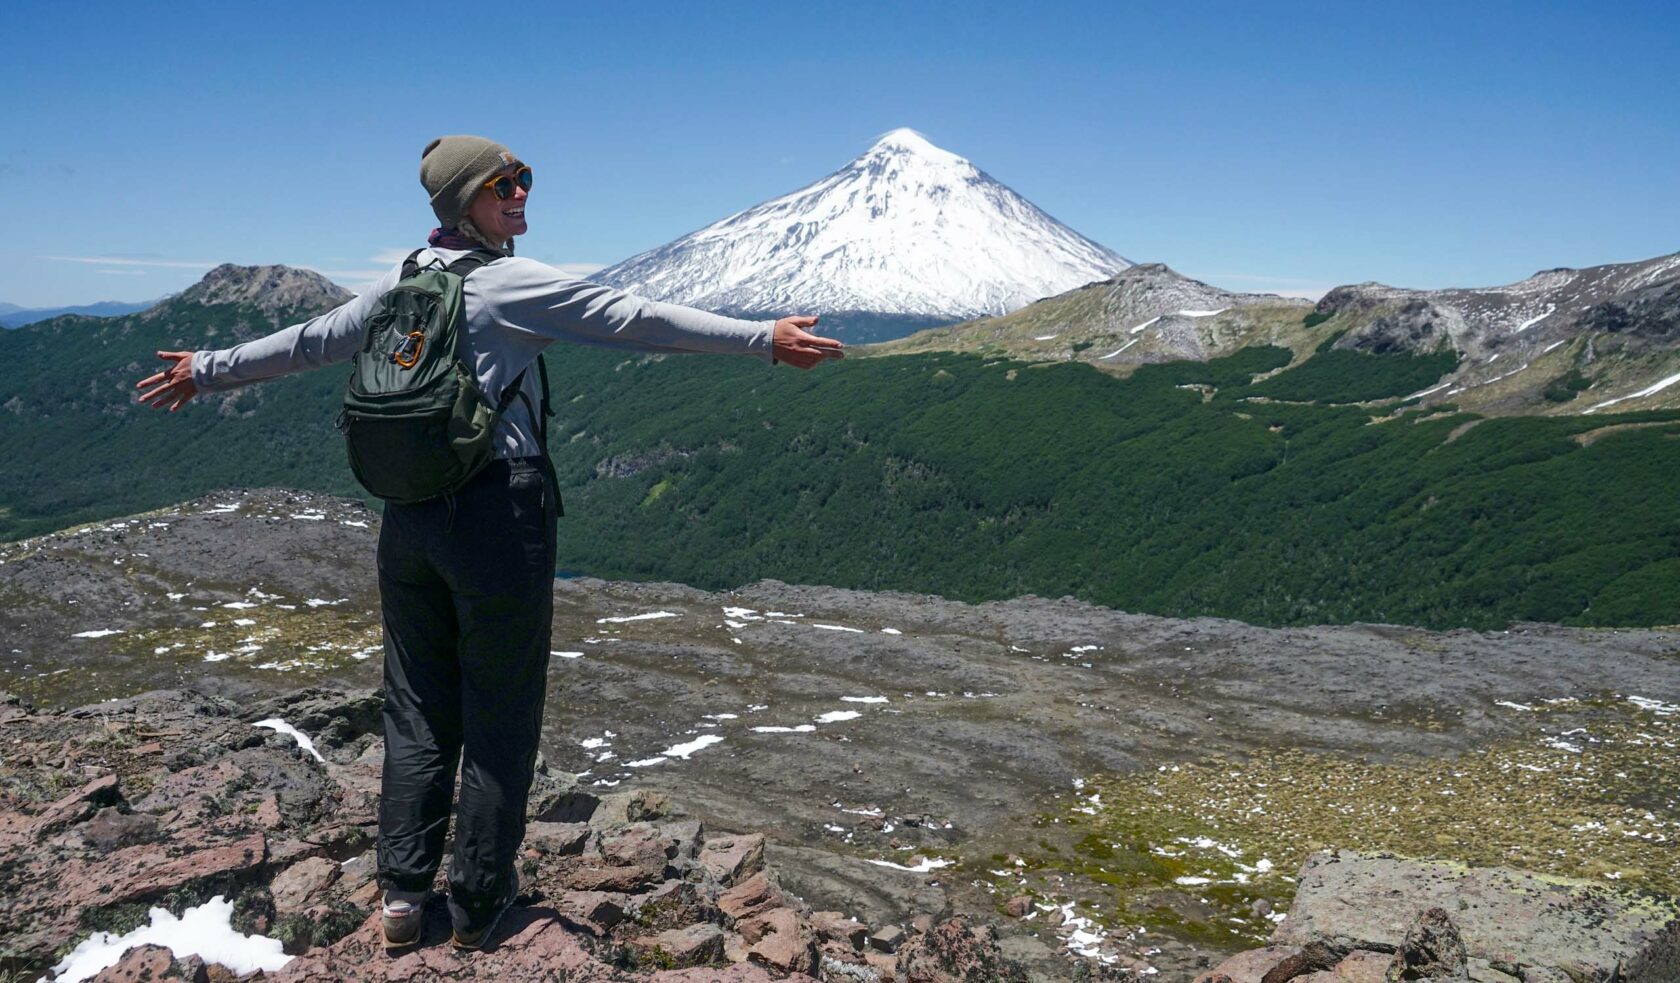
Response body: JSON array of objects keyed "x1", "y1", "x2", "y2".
[{"x1": 135, "y1": 350, "x2": 200, "y2": 411}]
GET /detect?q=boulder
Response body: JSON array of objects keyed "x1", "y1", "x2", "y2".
[
  {"x1": 1274, "y1": 851, "x2": 1680, "y2": 982},
  {"x1": 719, "y1": 872, "x2": 782, "y2": 922},
  {"x1": 894, "y1": 918, "x2": 1028, "y2": 983},
  {"x1": 91, "y1": 944, "x2": 176, "y2": 982},
  {"x1": 811, "y1": 910, "x2": 868, "y2": 948},
  {"x1": 633, "y1": 922, "x2": 725, "y2": 969},
  {"x1": 525, "y1": 820, "x2": 591, "y2": 856},
  {"x1": 1194, "y1": 946, "x2": 1301, "y2": 983},
  {"x1": 870, "y1": 924, "x2": 906, "y2": 953},
  {"x1": 34, "y1": 772, "x2": 121, "y2": 836},
  {"x1": 700, "y1": 834, "x2": 766, "y2": 886}
]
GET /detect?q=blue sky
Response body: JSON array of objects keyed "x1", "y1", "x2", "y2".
[{"x1": 2, "y1": 0, "x2": 1675, "y2": 308}]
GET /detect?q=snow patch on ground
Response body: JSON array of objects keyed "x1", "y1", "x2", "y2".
[
  {"x1": 815, "y1": 710, "x2": 862, "y2": 723},
  {"x1": 46, "y1": 896, "x2": 291, "y2": 983},
  {"x1": 597, "y1": 611, "x2": 681, "y2": 624},
  {"x1": 252, "y1": 719, "x2": 324, "y2": 762},
  {"x1": 71, "y1": 629, "x2": 122, "y2": 639}
]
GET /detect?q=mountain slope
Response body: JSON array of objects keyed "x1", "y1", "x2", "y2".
[
  {"x1": 880, "y1": 251, "x2": 1680, "y2": 416},
  {"x1": 593, "y1": 128, "x2": 1129, "y2": 340},
  {"x1": 0, "y1": 265, "x2": 356, "y2": 540}
]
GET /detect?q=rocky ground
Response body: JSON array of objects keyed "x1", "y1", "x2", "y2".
[{"x1": 3, "y1": 489, "x2": 1678, "y2": 979}]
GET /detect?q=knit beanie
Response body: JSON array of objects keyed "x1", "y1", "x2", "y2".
[{"x1": 419, "y1": 135, "x2": 517, "y2": 228}]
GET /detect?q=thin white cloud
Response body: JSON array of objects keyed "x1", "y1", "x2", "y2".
[
  {"x1": 95, "y1": 268, "x2": 149, "y2": 276},
  {"x1": 43, "y1": 254, "x2": 217, "y2": 269}
]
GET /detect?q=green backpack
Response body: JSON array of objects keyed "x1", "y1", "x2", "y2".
[{"x1": 338, "y1": 248, "x2": 549, "y2": 504}]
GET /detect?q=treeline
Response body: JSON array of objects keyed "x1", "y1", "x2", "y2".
[{"x1": 3, "y1": 305, "x2": 1678, "y2": 630}]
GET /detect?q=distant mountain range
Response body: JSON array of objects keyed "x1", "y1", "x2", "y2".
[
  {"x1": 0, "y1": 299, "x2": 157, "y2": 328},
  {"x1": 881, "y1": 251, "x2": 1680, "y2": 416},
  {"x1": 594, "y1": 128, "x2": 1129, "y2": 341}
]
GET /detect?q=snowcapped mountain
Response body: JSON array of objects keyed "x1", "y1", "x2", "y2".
[{"x1": 593, "y1": 128, "x2": 1129, "y2": 339}]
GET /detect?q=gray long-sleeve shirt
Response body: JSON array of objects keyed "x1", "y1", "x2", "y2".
[{"x1": 192, "y1": 247, "x2": 776, "y2": 458}]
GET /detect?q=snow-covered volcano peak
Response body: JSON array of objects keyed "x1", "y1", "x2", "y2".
[
  {"x1": 593, "y1": 129, "x2": 1130, "y2": 337},
  {"x1": 866, "y1": 127, "x2": 964, "y2": 164}
]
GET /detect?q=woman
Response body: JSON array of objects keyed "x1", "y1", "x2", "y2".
[{"x1": 135, "y1": 135, "x2": 844, "y2": 949}]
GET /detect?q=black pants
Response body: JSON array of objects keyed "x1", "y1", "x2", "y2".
[{"x1": 374, "y1": 457, "x2": 556, "y2": 928}]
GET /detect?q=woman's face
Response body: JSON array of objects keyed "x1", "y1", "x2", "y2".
[{"x1": 467, "y1": 164, "x2": 529, "y2": 242}]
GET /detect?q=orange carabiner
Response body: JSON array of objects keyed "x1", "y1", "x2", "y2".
[{"x1": 391, "y1": 331, "x2": 425, "y2": 369}]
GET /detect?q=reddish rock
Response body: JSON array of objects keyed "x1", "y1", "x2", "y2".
[
  {"x1": 525, "y1": 820, "x2": 591, "y2": 856},
  {"x1": 60, "y1": 833, "x2": 267, "y2": 908},
  {"x1": 1331, "y1": 949, "x2": 1393, "y2": 983},
  {"x1": 1003, "y1": 895, "x2": 1033, "y2": 918},
  {"x1": 865, "y1": 949, "x2": 900, "y2": 979},
  {"x1": 895, "y1": 918, "x2": 1026, "y2": 983},
  {"x1": 1196, "y1": 947, "x2": 1303, "y2": 983},
  {"x1": 270, "y1": 856, "x2": 339, "y2": 915},
  {"x1": 254, "y1": 794, "x2": 283, "y2": 829},
  {"x1": 556, "y1": 856, "x2": 666, "y2": 893},
  {"x1": 700, "y1": 833, "x2": 766, "y2": 886},
  {"x1": 910, "y1": 912, "x2": 935, "y2": 935},
  {"x1": 739, "y1": 905, "x2": 799, "y2": 946},
  {"x1": 633, "y1": 922, "x2": 725, "y2": 968},
  {"x1": 91, "y1": 944, "x2": 175, "y2": 982},
  {"x1": 35, "y1": 772, "x2": 120, "y2": 836},
  {"x1": 810, "y1": 910, "x2": 868, "y2": 948},
  {"x1": 870, "y1": 924, "x2": 906, "y2": 953},
  {"x1": 719, "y1": 871, "x2": 784, "y2": 922},
  {"x1": 555, "y1": 889, "x2": 628, "y2": 932},
  {"x1": 746, "y1": 908, "x2": 816, "y2": 975}
]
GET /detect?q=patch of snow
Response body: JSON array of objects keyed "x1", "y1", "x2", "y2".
[
  {"x1": 1515, "y1": 305, "x2": 1555, "y2": 333},
  {"x1": 1585, "y1": 371, "x2": 1680, "y2": 413},
  {"x1": 303, "y1": 598, "x2": 346, "y2": 608},
  {"x1": 340, "y1": 519, "x2": 369, "y2": 528},
  {"x1": 752, "y1": 724, "x2": 817, "y2": 733},
  {"x1": 880, "y1": 627, "x2": 902, "y2": 635},
  {"x1": 1033, "y1": 334, "x2": 1058, "y2": 341},
  {"x1": 1098, "y1": 338, "x2": 1140, "y2": 360},
  {"x1": 551, "y1": 651, "x2": 583, "y2": 659},
  {"x1": 662, "y1": 734, "x2": 725, "y2": 759},
  {"x1": 1542, "y1": 339, "x2": 1568, "y2": 354},
  {"x1": 46, "y1": 895, "x2": 291, "y2": 982},
  {"x1": 1176, "y1": 308, "x2": 1227, "y2": 318},
  {"x1": 627, "y1": 756, "x2": 668, "y2": 768},
  {"x1": 221, "y1": 601, "x2": 257, "y2": 610},
  {"x1": 1129, "y1": 315, "x2": 1161, "y2": 334},
  {"x1": 866, "y1": 856, "x2": 951, "y2": 873},
  {"x1": 71, "y1": 629, "x2": 122, "y2": 639},
  {"x1": 252, "y1": 719, "x2": 324, "y2": 762},
  {"x1": 812, "y1": 623, "x2": 865, "y2": 633},
  {"x1": 815, "y1": 710, "x2": 862, "y2": 724},
  {"x1": 841, "y1": 696, "x2": 889, "y2": 704},
  {"x1": 596, "y1": 611, "x2": 681, "y2": 624}
]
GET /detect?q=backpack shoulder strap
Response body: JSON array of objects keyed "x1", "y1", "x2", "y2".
[
  {"x1": 444, "y1": 248, "x2": 501, "y2": 279},
  {"x1": 399, "y1": 248, "x2": 426, "y2": 279}
]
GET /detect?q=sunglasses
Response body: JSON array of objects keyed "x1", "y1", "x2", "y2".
[{"x1": 482, "y1": 165, "x2": 533, "y2": 201}]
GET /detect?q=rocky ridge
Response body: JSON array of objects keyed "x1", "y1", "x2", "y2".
[
  {"x1": 878, "y1": 251, "x2": 1680, "y2": 416},
  {"x1": 4, "y1": 686, "x2": 1031, "y2": 983}
]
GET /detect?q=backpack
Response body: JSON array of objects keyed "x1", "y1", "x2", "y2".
[{"x1": 337, "y1": 248, "x2": 551, "y2": 504}]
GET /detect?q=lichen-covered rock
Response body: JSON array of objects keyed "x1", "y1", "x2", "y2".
[
  {"x1": 1274, "y1": 851, "x2": 1680, "y2": 982},
  {"x1": 894, "y1": 917, "x2": 1029, "y2": 983}
]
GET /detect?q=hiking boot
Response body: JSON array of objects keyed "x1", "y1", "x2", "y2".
[
  {"x1": 448, "y1": 872, "x2": 519, "y2": 951},
  {"x1": 381, "y1": 888, "x2": 430, "y2": 949}
]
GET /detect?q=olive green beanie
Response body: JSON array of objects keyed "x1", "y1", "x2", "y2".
[{"x1": 419, "y1": 135, "x2": 517, "y2": 228}]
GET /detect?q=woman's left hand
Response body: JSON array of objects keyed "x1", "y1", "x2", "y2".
[
  {"x1": 135, "y1": 350, "x2": 200, "y2": 411},
  {"x1": 772, "y1": 316, "x2": 845, "y2": 369}
]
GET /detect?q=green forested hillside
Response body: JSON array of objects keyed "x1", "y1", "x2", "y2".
[{"x1": 3, "y1": 303, "x2": 1678, "y2": 630}]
